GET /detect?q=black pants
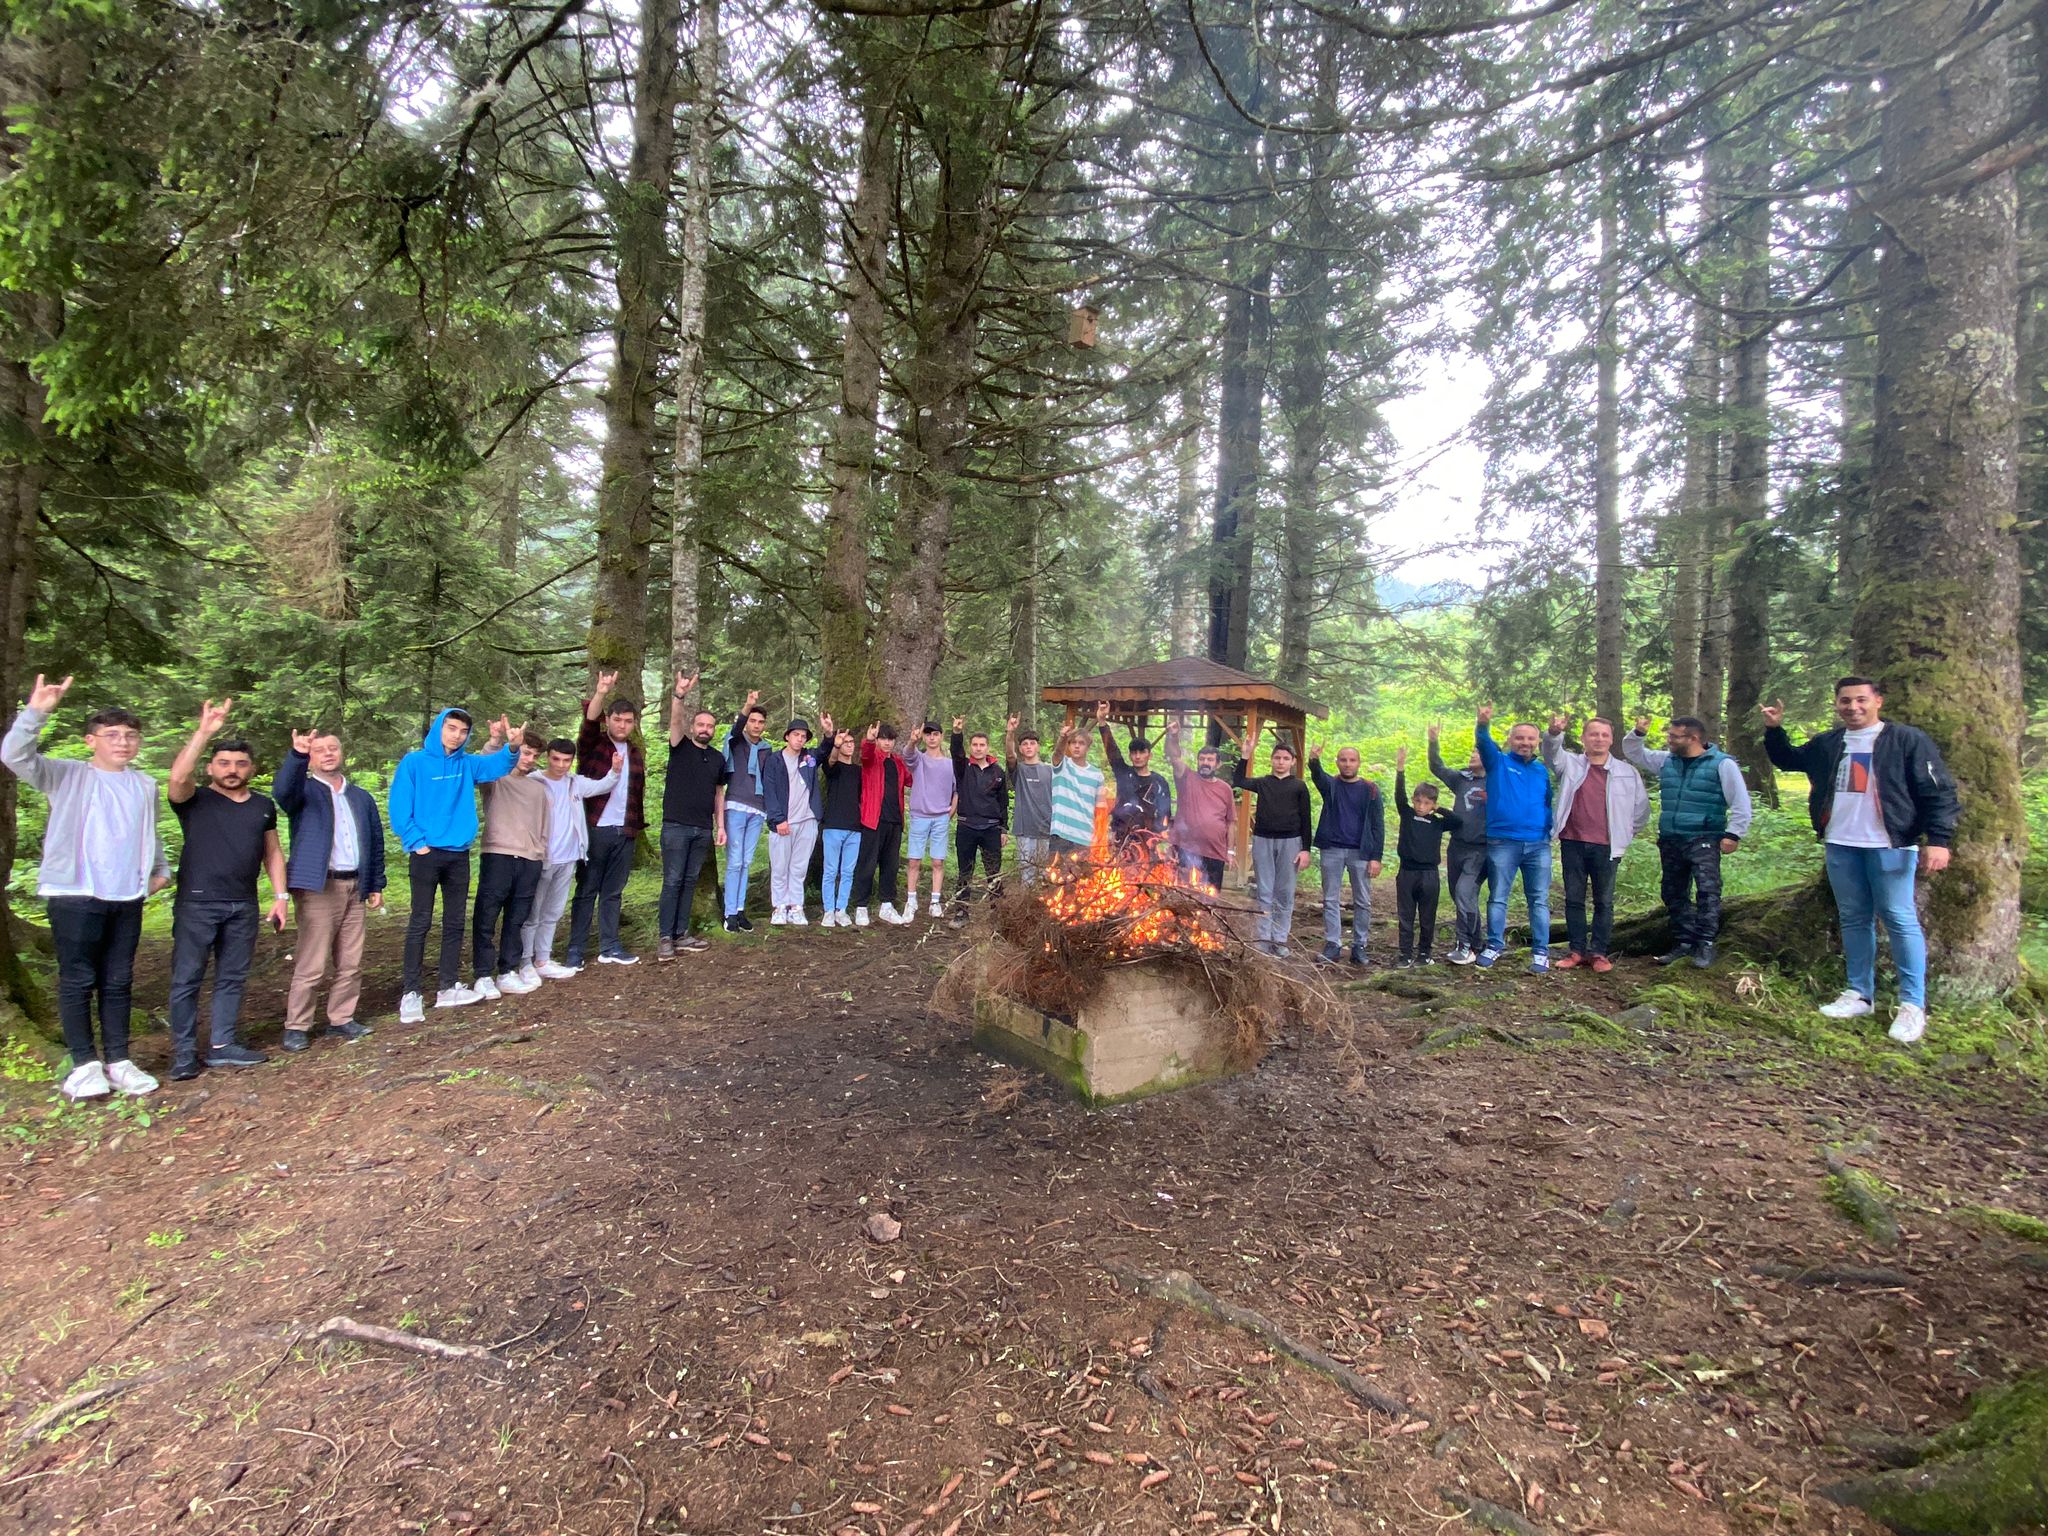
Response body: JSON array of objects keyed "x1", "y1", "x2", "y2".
[
  {"x1": 851, "y1": 820, "x2": 902, "y2": 909},
  {"x1": 568, "y1": 825, "x2": 635, "y2": 960},
  {"x1": 404, "y1": 848, "x2": 471, "y2": 994},
  {"x1": 1658, "y1": 833, "x2": 1724, "y2": 945},
  {"x1": 659, "y1": 823, "x2": 715, "y2": 938},
  {"x1": 955, "y1": 824, "x2": 1003, "y2": 897},
  {"x1": 169, "y1": 898, "x2": 260, "y2": 1060},
  {"x1": 47, "y1": 896, "x2": 144, "y2": 1065},
  {"x1": 473, "y1": 853, "x2": 542, "y2": 978},
  {"x1": 1396, "y1": 866, "x2": 1441, "y2": 959},
  {"x1": 1559, "y1": 838, "x2": 1617, "y2": 956},
  {"x1": 1447, "y1": 845, "x2": 1489, "y2": 952}
]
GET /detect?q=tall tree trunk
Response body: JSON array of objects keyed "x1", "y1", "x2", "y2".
[
  {"x1": 819, "y1": 83, "x2": 895, "y2": 725},
  {"x1": 1169, "y1": 370, "x2": 1205, "y2": 656},
  {"x1": 1207, "y1": 263, "x2": 1272, "y2": 670},
  {"x1": 668, "y1": 0, "x2": 719, "y2": 710},
  {"x1": 1592, "y1": 156, "x2": 1625, "y2": 727},
  {"x1": 1837, "y1": 196, "x2": 1878, "y2": 640},
  {"x1": 586, "y1": 0, "x2": 683, "y2": 699},
  {"x1": 1857, "y1": 0, "x2": 2024, "y2": 1001},
  {"x1": 873, "y1": 17, "x2": 1010, "y2": 731},
  {"x1": 0, "y1": 28, "x2": 60, "y2": 1048},
  {"x1": 1720, "y1": 174, "x2": 1776, "y2": 802},
  {"x1": 1669, "y1": 287, "x2": 1720, "y2": 719},
  {"x1": 1006, "y1": 492, "x2": 1039, "y2": 727}
]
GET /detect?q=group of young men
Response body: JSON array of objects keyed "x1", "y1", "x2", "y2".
[{"x1": 2, "y1": 667, "x2": 1960, "y2": 1102}]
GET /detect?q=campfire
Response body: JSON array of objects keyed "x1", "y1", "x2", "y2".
[{"x1": 1036, "y1": 801, "x2": 1226, "y2": 958}]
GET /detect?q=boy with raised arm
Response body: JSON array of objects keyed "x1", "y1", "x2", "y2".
[
  {"x1": 3, "y1": 673, "x2": 170, "y2": 1099},
  {"x1": 166, "y1": 699, "x2": 290, "y2": 1075},
  {"x1": 1162, "y1": 716, "x2": 1234, "y2": 891},
  {"x1": 1095, "y1": 699, "x2": 1172, "y2": 846},
  {"x1": 763, "y1": 713, "x2": 825, "y2": 926},
  {"x1": 903, "y1": 722, "x2": 957, "y2": 920},
  {"x1": 657, "y1": 673, "x2": 728, "y2": 958},
  {"x1": 1047, "y1": 719, "x2": 1106, "y2": 857},
  {"x1": 1428, "y1": 722, "x2": 1490, "y2": 964},
  {"x1": 1223, "y1": 720, "x2": 1313, "y2": 958},
  {"x1": 471, "y1": 728, "x2": 550, "y2": 998},
  {"x1": 566, "y1": 672, "x2": 645, "y2": 967},
  {"x1": 723, "y1": 689, "x2": 773, "y2": 931},
  {"x1": 1306, "y1": 740, "x2": 1384, "y2": 966},
  {"x1": 1003, "y1": 716, "x2": 1055, "y2": 883},
  {"x1": 390, "y1": 705, "x2": 517, "y2": 1022},
  {"x1": 853, "y1": 722, "x2": 914, "y2": 924},
  {"x1": 275, "y1": 726, "x2": 386, "y2": 1053},
  {"x1": 1541, "y1": 714, "x2": 1649, "y2": 972},
  {"x1": 951, "y1": 716, "x2": 1009, "y2": 904},
  {"x1": 1392, "y1": 747, "x2": 1462, "y2": 965},
  {"x1": 817, "y1": 727, "x2": 864, "y2": 925}
]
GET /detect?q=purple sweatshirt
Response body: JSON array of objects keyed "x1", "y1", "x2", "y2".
[{"x1": 907, "y1": 751, "x2": 957, "y2": 818}]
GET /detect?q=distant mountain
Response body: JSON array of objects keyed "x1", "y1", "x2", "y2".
[{"x1": 1376, "y1": 574, "x2": 1474, "y2": 611}]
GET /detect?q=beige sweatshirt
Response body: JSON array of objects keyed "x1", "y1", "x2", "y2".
[{"x1": 480, "y1": 771, "x2": 551, "y2": 861}]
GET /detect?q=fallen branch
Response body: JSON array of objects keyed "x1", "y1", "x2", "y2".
[
  {"x1": 1748, "y1": 1261, "x2": 1913, "y2": 1288},
  {"x1": 13, "y1": 1374, "x2": 157, "y2": 1444},
  {"x1": 1441, "y1": 1488, "x2": 1548, "y2": 1535},
  {"x1": 1103, "y1": 1263, "x2": 1416, "y2": 1421},
  {"x1": 312, "y1": 1315, "x2": 501, "y2": 1363},
  {"x1": 454, "y1": 1030, "x2": 539, "y2": 1056}
]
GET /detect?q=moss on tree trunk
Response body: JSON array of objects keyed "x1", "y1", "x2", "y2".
[{"x1": 1826, "y1": 1372, "x2": 2048, "y2": 1535}]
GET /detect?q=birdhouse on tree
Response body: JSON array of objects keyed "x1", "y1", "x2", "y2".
[{"x1": 1068, "y1": 304, "x2": 1100, "y2": 349}]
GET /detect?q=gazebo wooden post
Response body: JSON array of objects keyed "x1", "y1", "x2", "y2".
[{"x1": 1233, "y1": 701, "x2": 1261, "y2": 891}]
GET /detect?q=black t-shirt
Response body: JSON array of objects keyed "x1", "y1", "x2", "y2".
[
  {"x1": 821, "y1": 758, "x2": 864, "y2": 832},
  {"x1": 171, "y1": 788, "x2": 277, "y2": 903},
  {"x1": 664, "y1": 737, "x2": 731, "y2": 828}
]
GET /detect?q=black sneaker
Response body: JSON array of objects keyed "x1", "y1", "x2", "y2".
[
  {"x1": 280, "y1": 1029, "x2": 311, "y2": 1053},
  {"x1": 1396, "y1": 955, "x2": 1416, "y2": 968},
  {"x1": 1320, "y1": 941, "x2": 1342, "y2": 963},
  {"x1": 209, "y1": 1043, "x2": 268, "y2": 1068},
  {"x1": 328, "y1": 1020, "x2": 371, "y2": 1042},
  {"x1": 731, "y1": 913, "x2": 755, "y2": 933},
  {"x1": 1349, "y1": 946, "x2": 1368, "y2": 967},
  {"x1": 1691, "y1": 941, "x2": 1716, "y2": 969},
  {"x1": 1655, "y1": 945, "x2": 1692, "y2": 966},
  {"x1": 169, "y1": 1058, "x2": 203, "y2": 1082},
  {"x1": 679, "y1": 935, "x2": 710, "y2": 952}
]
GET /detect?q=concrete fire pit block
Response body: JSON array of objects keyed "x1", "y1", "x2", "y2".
[{"x1": 965, "y1": 953, "x2": 1243, "y2": 1106}]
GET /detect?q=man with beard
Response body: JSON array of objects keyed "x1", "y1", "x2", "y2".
[
  {"x1": 658, "y1": 674, "x2": 729, "y2": 958},
  {"x1": 166, "y1": 698, "x2": 290, "y2": 1076},
  {"x1": 1162, "y1": 717, "x2": 1235, "y2": 890},
  {"x1": 1474, "y1": 705, "x2": 1555, "y2": 973}
]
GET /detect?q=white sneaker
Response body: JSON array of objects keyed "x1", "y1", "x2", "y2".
[
  {"x1": 472, "y1": 975, "x2": 502, "y2": 1001},
  {"x1": 855, "y1": 907, "x2": 870, "y2": 928},
  {"x1": 61, "y1": 1060, "x2": 111, "y2": 1101},
  {"x1": 105, "y1": 1060, "x2": 159, "y2": 1096},
  {"x1": 435, "y1": 984, "x2": 483, "y2": 1009},
  {"x1": 879, "y1": 902, "x2": 903, "y2": 925},
  {"x1": 905, "y1": 897, "x2": 920, "y2": 921},
  {"x1": 537, "y1": 961, "x2": 579, "y2": 980},
  {"x1": 1888, "y1": 1003, "x2": 1927, "y2": 1045},
  {"x1": 1819, "y1": 990, "x2": 1873, "y2": 1019},
  {"x1": 788, "y1": 908, "x2": 809, "y2": 926},
  {"x1": 399, "y1": 991, "x2": 426, "y2": 1024},
  {"x1": 770, "y1": 906, "x2": 789, "y2": 926},
  {"x1": 929, "y1": 899, "x2": 944, "y2": 920},
  {"x1": 518, "y1": 964, "x2": 543, "y2": 988},
  {"x1": 497, "y1": 970, "x2": 536, "y2": 995}
]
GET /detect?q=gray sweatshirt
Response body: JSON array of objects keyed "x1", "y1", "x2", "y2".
[{"x1": 3, "y1": 707, "x2": 169, "y2": 900}]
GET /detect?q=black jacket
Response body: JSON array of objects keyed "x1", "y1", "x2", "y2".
[
  {"x1": 1099, "y1": 727, "x2": 1173, "y2": 838},
  {"x1": 949, "y1": 732, "x2": 1010, "y2": 830},
  {"x1": 1763, "y1": 722, "x2": 1959, "y2": 848}
]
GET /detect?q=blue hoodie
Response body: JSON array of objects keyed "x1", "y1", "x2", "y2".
[
  {"x1": 1474, "y1": 721, "x2": 1553, "y2": 843},
  {"x1": 388, "y1": 708, "x2": 517, "y2": 852}
]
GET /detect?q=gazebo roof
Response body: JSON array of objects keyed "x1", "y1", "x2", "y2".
[{"x1": 1040, "y1": 656, "x2": 1327, "y2": 719}]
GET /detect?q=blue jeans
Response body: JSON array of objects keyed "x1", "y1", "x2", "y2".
[
  {"x1": 723, "y1": 808, "x2": 765, "y2": 916},
  {"x1": 1485, "y1": 839, "x2": 1552, "y2": 956},
  {"x1": 821, "y1": 828, "x2": 860, "y2": 912},
  {"x1": 1825, "y1": 844, "x2": 1927, "y2": 1007}
]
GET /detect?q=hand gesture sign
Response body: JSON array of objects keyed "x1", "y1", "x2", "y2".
[
  {"x1": 1095, "y1": 700, "x2": 1111, "y2": 723},
  {"x1": 1548, "y1": 713, "x2": 1567, "y2": 736},
  {"x1": 1005, "y1": 714, "x2": 1019, "y2": 733},
  {"x1": 1476, "y1": 704, "x2": 1494, "y2": 726},
  {"x1": 952, "y1": 715, "x2": 965, "y2": 733},
  {"x1": 489, "y1": 714, "x2": 512, "y2": 743},
  {"x1": 1635, "y1": 714, "x2": 1651, "y2": 736},
  {"x1": 819, "y1": 711, "x2": 835, "y2": 741},
  {"x1": 1396, "y1": 745, "x2": 1408, "y2": 769},
  {"x1": 291, "y1": 728, "x2": 316, "y2": 756},
  {"x1": 1427, "y1": 722, "x2": 1440, "y2": 744},
  {"x1": 197, "y1": 698, "x2": 234, "y2": 737},
  {"x1": 1761, "y1": 700, "x2": 1785, "y2": 729},
  {"x1": 674, "y1": 671, "x2": 698, "y2": 700},
  {"x1": 1309, "y1": 739, "x2": 1324, "y2": 760},
  {"x1": 594, "y1": 669, "x2": 620, "y2": 700},
  {"x1": 864, "y1": 721, "x2": 880, "y2": 742},
  {"x1": 27, "y1": 674, "x2": 72, "y2": 713},
  {"x1": 744, "y1": 688, "x2": 761, "y2": 710}
]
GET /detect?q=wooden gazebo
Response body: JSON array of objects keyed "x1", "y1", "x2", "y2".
[{"x1": 1040, "y1": 657, "x2": 1328, "y2": 883}]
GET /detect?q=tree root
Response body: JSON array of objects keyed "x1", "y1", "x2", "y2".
[
  {"x1": 12, "y1": 1374, "x2": 158, "y2": 1444},
  {"x1": 1102, "y1": 1262, "x2": 1416, "y2": 1421},
  {"x1": 1440, "y1": 1488, "x2": 1548, "y2": 1534},
  {"x1": 1821, "y1": 1147, "x2": 1901, "y2": 1249},
  {"x1": 1748, "y1": 1261, "x2": 1913, "y2": 1288},
  {"x1": 1824, "y1": 1371, "x2": 2048, "y2": 1535},
  {"x1": 312, "y1": 1315, "x2": 501, "y2": 1363}
]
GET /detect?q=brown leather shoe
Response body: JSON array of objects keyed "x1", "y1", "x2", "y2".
[
  {"x1": 1590, "y1": 954, "x2": 1613, "y2": 973},
  {"x1": 1553, "y1": 952, "x2": 1583, "y2": 969}
]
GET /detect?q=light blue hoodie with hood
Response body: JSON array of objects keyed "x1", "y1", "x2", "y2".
[{"x1": 388, "y1": 708, "x2": 517, "y2": 853}]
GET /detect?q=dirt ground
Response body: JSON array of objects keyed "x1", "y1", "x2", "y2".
[{"x1": 1, "y1": 898, "x2": 2044, "y2": 1536}]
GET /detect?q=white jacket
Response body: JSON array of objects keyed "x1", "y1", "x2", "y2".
[{"x1": 1539, "y1": 732, "x2": 1650, "y2": 860}]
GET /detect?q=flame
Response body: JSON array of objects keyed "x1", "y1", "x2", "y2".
[{"x1": 1037, "y1": 798, "x2": 1226, "y2": 956}]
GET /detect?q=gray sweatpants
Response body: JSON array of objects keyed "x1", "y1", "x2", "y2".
[
  {"x1": 1253, "y1": 835, "x2": 1303, "y2": 948},
  {"x1": 522, "y1": 859, "x2": 578, "y2": 967},
  {"x1": 1320, "y1": 847, "x2": 1372, "y2": 950}
]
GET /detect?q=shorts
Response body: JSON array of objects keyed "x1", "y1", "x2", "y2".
[{"x1": 907, "y1": 813, "x2": 952, "y2": 861}]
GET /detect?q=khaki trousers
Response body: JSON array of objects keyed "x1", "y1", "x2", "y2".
[{"x1": 288, "y1": 878, "x2": 367, "y2": 1030}]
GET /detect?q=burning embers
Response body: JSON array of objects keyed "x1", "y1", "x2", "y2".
[{"x1": 1036, "y1": 801, "x2": 1226, "y2": 958}]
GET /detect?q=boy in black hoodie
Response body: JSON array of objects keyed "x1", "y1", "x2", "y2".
[{"x1": 1393, "y1": 748, "x2": 1463, "y2": 965}]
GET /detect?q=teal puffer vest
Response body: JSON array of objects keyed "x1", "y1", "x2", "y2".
[{"x1": 1659, "y1": 745, "x2": 1731, "y2": 837}]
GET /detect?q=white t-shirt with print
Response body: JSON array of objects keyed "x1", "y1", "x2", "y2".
[{"x1": 1825, "y1": 724, "x2": 1890, "y2": 848}]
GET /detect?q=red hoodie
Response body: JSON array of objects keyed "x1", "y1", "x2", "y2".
[{"x1": 857, "y1": 740, "x2": 914, "y2": 831}]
